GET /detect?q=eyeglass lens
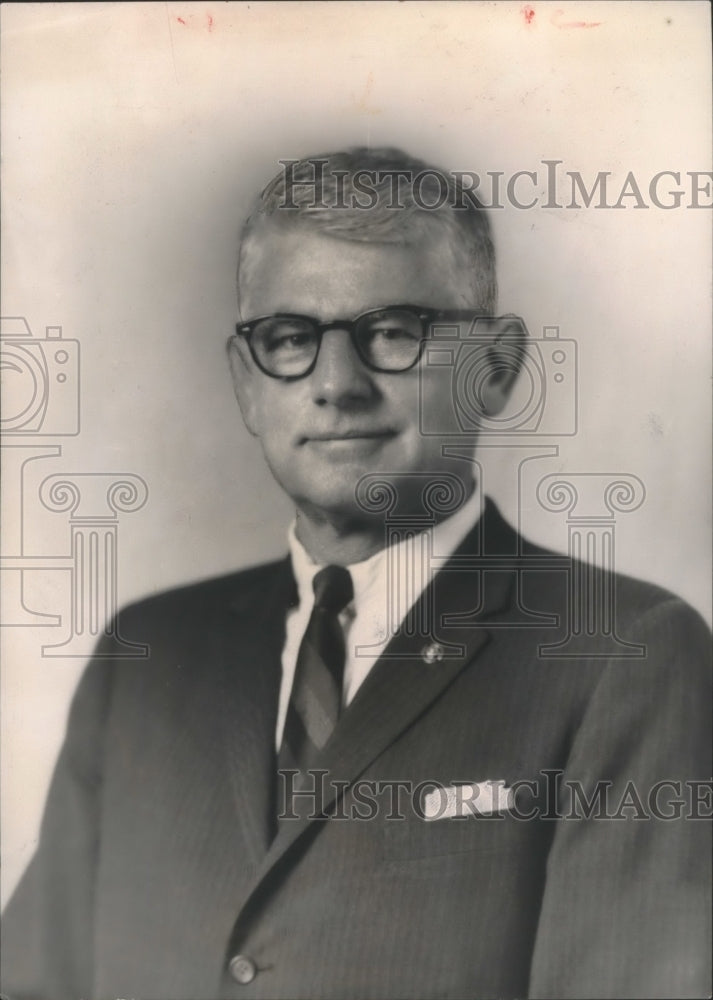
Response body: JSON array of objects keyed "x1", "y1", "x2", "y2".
[{"x1": 250, "y1": 308, "x2": 424, "y2": 376}]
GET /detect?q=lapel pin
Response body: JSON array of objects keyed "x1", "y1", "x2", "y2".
[{"x1": 421, "y1": 641, "x2": 445, "y2": 664}]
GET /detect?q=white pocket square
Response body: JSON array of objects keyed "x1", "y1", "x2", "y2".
[{"x1": 422, "y1": 780, "x2": 515, "y2": 821}]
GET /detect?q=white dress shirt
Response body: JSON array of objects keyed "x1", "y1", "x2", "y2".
[{"x1": 275, "y1": 483, "x2": 483, "y2": 749}]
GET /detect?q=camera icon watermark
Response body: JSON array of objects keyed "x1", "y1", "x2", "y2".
[
  {"x1": 418, "y1": 317, "x2": 577, "y2": 438},
  {"x1": 1, "y1": 317, "x2": 80, "y2": 436},
  {"x1": 1, "y1": 315, "x2": 148, "y2": 656}
]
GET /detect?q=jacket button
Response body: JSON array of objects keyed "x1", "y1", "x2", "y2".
[
  {"x1": 229, "y1": 954, "x2": 257, "y2": 984},
  {"x1": 421, "y1": 641, "x2": 445, "y2": 664}
]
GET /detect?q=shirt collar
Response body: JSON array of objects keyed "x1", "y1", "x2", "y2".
[{"x1": 287, "y1": 479, "x2": 482, "y2": 613}]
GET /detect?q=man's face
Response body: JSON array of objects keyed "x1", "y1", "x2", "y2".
[{"x1": 230, "y1": 222, "x2": 484, "y2": 521}]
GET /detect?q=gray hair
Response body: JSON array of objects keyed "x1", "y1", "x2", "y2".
[{"x1": 237, "y1": 146, "x2": 497, "y2": 312}]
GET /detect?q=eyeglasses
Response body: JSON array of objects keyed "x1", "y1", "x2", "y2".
[{"x1": 233, "y1": 305, "x2": 495, "y2": 380}]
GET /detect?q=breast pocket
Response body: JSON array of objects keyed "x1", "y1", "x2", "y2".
[{"x1": 382, "y1": 808, "x2": 535, "y2": 867}]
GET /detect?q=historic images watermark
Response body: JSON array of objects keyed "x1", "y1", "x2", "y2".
[
  {"x1": 277, "y1": 158, "x2": 713, "y2": 211},
  {"x1": 277, "y1": 769, "x2": 713, "y2": 823}
]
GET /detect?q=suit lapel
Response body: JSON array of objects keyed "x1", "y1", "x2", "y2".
[
  {"x1": 214, "y1": 558, "x2": 296, "y2": 866},
  {"x1": 235, "y1": 502, "x2": 516, "y2": 909}
]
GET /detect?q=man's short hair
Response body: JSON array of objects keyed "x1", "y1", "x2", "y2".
[{"x1": 237, "y1": 146, "x2": 497, "y2": 313}]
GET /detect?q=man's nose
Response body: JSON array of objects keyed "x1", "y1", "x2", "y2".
[{"x1": 310, "y1": 328, "x2": 376, "y2": 405}]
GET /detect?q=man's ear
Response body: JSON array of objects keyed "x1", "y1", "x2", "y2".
[
  {"x1": 477, "y1": 315, "x2": 528, "y2": 417},
  {"x1": 227, "y1": 336, "x2": 260, "y2": 437}
]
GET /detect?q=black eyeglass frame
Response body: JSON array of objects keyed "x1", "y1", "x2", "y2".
[{"x1": 233, "y1": 304, "x2": 501, "y2": 380}]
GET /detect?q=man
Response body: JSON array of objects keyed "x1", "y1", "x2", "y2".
[{"x1": 2, "y1": 147, "x2": 710, "y2": 999}]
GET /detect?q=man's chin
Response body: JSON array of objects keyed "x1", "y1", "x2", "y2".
[
  {"x1": 296, "y1": 490, "x2": 374, "y2": 524},
  {"x1": 289, "y1": 469, "x2": 473, "y2": 527}
]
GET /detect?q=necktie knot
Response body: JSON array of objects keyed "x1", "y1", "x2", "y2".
[{"x1": 312, "y1": 565, "x2": 353, "y2": 614}]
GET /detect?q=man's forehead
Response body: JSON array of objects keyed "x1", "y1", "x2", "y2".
[{"x1": 239, "y1": 221, "x2": 474, "y2": 318}]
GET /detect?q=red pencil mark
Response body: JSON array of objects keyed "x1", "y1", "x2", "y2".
[
  {"x1": 551, "y1": 8, "x2": 601, "y2": 28},
  {"x1": 175, "y1": 12, "x2": 215, "y2": 32},
  {"x1": 522, "y1": 6, "x2": 536, "y2": 25}
]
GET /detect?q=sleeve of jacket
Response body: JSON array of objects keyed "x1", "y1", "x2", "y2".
[
  {"x1": 1, "y1": 648, "x2": 115, "y2": 1000},
  {"x1": 528, "y1": 597, "x2": 712, "y2": 999}
]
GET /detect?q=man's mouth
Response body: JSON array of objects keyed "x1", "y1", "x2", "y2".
[
  {"x1": 300, "y1": 430, "x2": 396, "y2": 444},
  {"x1": 298, "y1": 428, "x2": 396, "y2": 447}
]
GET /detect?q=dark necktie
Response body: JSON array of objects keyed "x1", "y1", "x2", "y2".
[{"x1": 277, "y1": 565, "x2": 353, "y2": 817}]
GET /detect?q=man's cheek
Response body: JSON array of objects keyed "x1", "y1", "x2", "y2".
[{"x1": 415, "y1": 369, "x2": 462, "y2": 437}]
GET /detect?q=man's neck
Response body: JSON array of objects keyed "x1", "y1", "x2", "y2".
[
  {"x1": 293, "y1": 477, "x2": 478, "y2": 566},
  {"x1": 293, "y1": 509, "x2": 388, "y2": 566}
]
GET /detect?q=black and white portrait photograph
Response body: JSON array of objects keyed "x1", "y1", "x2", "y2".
[{"x1": 1, "y1": 3, "x2": 711, "y2": 998}]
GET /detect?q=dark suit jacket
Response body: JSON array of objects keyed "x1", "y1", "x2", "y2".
[{"x1": 2, "y1": 501, "x2": 711, "y2": 999}]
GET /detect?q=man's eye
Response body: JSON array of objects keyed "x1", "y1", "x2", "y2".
[
  {"x1": 276, "y1": 332, "x2": 312, "y2": 348},
  {"x1": 263, "y1": 328, "x2": 315, "y2": 353},
  {"x1": 366, "y1": 325, "x2": 419, "y2": 342}
]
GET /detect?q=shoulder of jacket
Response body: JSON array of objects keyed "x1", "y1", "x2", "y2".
[{"x1": 115, "y1": 556, "x2": 288, "y2": 625}]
